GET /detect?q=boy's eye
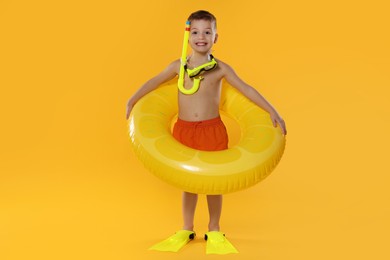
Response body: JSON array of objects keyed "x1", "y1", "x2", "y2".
[{"x1": 191, "y1": 31, "x2": 212, "y2": 35}]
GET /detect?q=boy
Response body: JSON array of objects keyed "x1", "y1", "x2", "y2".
[{"x1": 126, "y1": 10, "x2": 287, "y2": 254}]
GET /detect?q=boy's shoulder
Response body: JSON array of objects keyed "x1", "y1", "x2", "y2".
[
  {"x1": 215, "y1": 58, "x2": 229, "y2": 68},
  {"x1": 163, "y1": 59, "x2": 181, "y2": 73},
  {"x1": 214, "y1": 58, "x2": 235, "y2": 75},
  {"x1": 168, "y1": 59, "x2": 181, "y2": 67}
]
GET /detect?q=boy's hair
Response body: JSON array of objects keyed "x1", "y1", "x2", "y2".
[{"x1": 187, "y1": 10, "x2": 217, "y2": 29}]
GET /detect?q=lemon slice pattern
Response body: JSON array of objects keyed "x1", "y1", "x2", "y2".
[{"x1": 129, "y1": 81, "x2": 286, "y2": 194}]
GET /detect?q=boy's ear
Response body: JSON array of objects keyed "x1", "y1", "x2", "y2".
[{"x1": 214, "y1": 33, "x2": 219, "y2": 44}]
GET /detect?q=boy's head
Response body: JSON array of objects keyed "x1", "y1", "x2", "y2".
[
  {"x1": 187, "y1": 10, "x2": 218, "y2": 52},
  {"x1": 187, "y1": 10, "x2": 217, "y2": 31}
]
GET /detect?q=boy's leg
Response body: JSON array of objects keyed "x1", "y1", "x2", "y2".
[
  {"x1": 182, "y1": 191, "x2": 198, "y2": 231},
  {"x1": 205, "y1": 195, "x2": 238, "y2": 254},
  {"x1": 149, "y1": 191, "x2": 197, "y2": 252},
  {"x1": 206, "y1": 194, "x2": 222, "y2": 231}
]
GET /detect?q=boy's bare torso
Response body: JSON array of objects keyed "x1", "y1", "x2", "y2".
[{"x1": 175, "y1": 59, "x2": 225, "y2": 122}]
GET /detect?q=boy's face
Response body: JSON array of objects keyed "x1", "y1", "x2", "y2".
[{"x1": 189, "y1": 19, "x2": 218, "y2": 54}]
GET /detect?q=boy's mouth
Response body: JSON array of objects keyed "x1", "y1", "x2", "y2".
[{"x1": 196, "y1": 42, "x2": 207, "y2": 46}]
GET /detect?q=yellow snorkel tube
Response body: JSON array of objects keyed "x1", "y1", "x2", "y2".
[{"x1": 178, "y1": 21, "x2": 202, "y2": 95}]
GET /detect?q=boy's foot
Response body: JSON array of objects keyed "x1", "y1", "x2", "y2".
[
  {"x1": 149, "y1": 230, "x2": 196, "y2": 252},
  {"x1": 204, "y1": 231, "x2": 238, "y2": 254}
]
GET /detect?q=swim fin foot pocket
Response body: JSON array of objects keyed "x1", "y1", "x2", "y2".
[
  {"x1": 149, "y1": 230, "x2": 196, "y2": 252},
  {"x1": 204, "y1": 231, "x2": 239, "y2": 254}
]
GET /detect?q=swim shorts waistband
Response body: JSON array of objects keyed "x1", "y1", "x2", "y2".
[{"x1": 175, "y1": 116, "x2": 223, "y2": 128}]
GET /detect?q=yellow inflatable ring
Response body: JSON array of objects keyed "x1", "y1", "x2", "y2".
[{"x1": 129, "y1": 81, "x2": 286, "y2": 194}]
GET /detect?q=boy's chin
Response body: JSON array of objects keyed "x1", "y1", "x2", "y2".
[{"x1": 191, "y1": 48, "x2": 212, "y2": 55}]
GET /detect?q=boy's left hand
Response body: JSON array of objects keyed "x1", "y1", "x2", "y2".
[{"x1": 270, "y1": 113, "x2": 287, "y2": 135}]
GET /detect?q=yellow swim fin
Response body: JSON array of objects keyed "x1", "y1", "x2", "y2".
[
  {"x1": 204, "y1": 231, "x2": 238, "y2": 254},
  {"x1": 149, "y1": 230, "x2": 195, "y2": 252}
]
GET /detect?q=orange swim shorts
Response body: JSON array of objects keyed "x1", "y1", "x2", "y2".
[{"x1": 172, "y1": 116, "x2": 229, "y2": 151}]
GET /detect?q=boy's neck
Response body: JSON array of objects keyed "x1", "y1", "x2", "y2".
[{"x1": 188, "y1": 51, "x2": 212, "y2": 65}]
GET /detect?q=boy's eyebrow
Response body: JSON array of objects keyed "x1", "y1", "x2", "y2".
[{"x1": 190, "y1": 27, "x2": 212, "y2": 30}]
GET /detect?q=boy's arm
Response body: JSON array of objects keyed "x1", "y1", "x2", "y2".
[
  {"x1": 222, "y1": 63, "x2": 287, "y2": 135},
  {"x1": 126, "y1": 60, "x2": 179, "y2": 119}
]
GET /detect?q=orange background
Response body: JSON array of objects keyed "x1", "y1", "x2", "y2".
[{"x1": 1, "y1": 0, "x2": 389, "y2": 259}]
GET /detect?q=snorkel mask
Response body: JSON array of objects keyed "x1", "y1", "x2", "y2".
[
  {"x1": 185, "y1": 54, "x2": 217, "y2": 78},
  {"x1": 178, "y1": 21, "x2": 218, "y2": 95}
]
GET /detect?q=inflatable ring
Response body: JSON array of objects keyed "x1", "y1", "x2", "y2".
[{"x1": 129, "y1": 81, "x2": 286, "y2": 194}]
